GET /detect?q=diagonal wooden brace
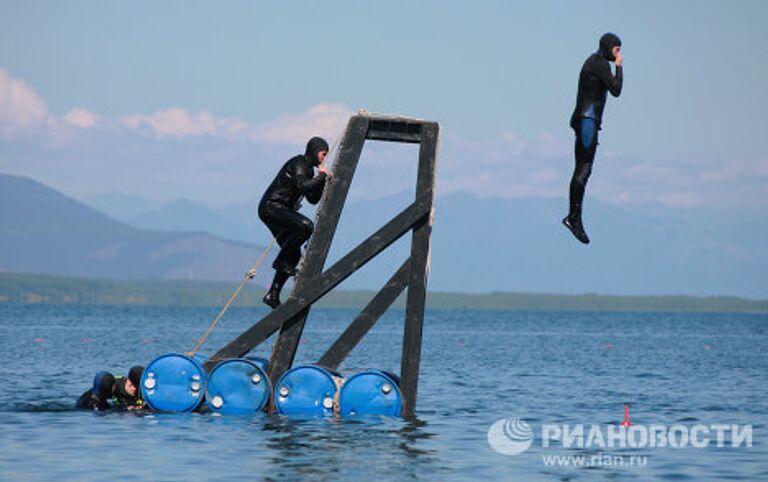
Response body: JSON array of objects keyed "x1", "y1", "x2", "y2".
[
  {"x1": 316, "y1": 258, "x2": 411, "y2": 371},
  {"x1": 203, "y1": 195, "x2": 430, "y2": 371}
]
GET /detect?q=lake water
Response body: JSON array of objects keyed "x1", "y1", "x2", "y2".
[{"x1": 0, "y1": 305, "x2": 766, "y2": 481}]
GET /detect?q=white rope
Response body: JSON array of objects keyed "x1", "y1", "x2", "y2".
[{"x1": 188, "y1": 239, "x2": 275, "y2": 356}]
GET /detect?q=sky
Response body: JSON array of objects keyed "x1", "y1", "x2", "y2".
[{"x1": 1, "y1": 0, "x2": 767, "y2": 210}]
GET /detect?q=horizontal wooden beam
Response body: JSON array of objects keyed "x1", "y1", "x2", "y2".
[{"x1": 366, "y1": 118, "x2": 424, "y2": 143}]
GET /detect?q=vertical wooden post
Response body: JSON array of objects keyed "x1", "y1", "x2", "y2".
[{"x1": 400, "y1": 122, "x2": 439, "y2": 418}]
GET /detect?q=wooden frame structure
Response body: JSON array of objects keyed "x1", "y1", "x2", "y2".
[{"x1": 203, "y1": 113, "x2": 439, "y2": 417}]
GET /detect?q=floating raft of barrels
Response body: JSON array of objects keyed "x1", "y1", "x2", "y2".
[{"x1": 140, "y1": 353, "x2": 402, "y2": 417}]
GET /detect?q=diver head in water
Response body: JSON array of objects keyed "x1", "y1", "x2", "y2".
[
  {"x1": 76, "y1": 371, "x2": 116, "y2": 410},
  {"x1": 114, "y1": 365, "x2": 145, "y2": 410},
  {"x1": 119, "y1": 365, "x2": 143, "y2": 399},
  {"x1": 94, "y1": 371, "x2": 116, "y2": 401},
  {"x1": 128, "y1": 365, "x2": 144, "y2": 393}
]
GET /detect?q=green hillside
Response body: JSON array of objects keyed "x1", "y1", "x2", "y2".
[{"x1": 1, "y1": 272, "x2": 766, "y2": 313}]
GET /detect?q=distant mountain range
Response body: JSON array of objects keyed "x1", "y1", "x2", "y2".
[
  {"x1": 2, "y1": 172, "x2": 766, "y2": 298},
  {"x1": 345, "y1": 194, "x2": 766, "y2": 298},
  {"x1": 92, "y1": 188, "x2": 768, "y2": 299},
  {"x1": 0, "y1": 174, "x2": 272, "y2": 285},
  {"x1": 125, "y1": 198, "x2": 266, "y2": 245}
]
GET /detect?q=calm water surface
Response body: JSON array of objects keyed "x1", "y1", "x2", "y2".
[{"x1": 0, "y1": 305, "x2": 766, "y2": 481}]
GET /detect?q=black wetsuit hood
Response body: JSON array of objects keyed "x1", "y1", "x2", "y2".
[
  {"x1": 305, "y1": 137, "x2": 329, "y2": 166},
  {"x1": 599, "y1": 33, "x2": 621, "y2": 61},
  {"x1": 94, "y1": 371, "x2": 116, "y2": 400},
  {"x1": 76, "y1": 371, "x2": 116, "y2": 410}
]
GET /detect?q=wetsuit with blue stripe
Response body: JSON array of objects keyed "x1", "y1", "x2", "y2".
[{"x1": 566, "y1": 33, "x2": 623, "y2": 238}]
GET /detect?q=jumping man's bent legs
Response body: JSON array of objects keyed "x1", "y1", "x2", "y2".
[{"x1": 564, "y1": 117, "x2": 598, "y2": 244}]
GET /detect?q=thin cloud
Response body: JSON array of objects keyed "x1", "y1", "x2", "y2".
[
  {"x1": 435, "y1": 132, "x2": 570, "y2": 199},
  {"x1": 0, "y1": 68, "x2": 49, "y2": 139},
  {"x1": 116, "y1": 103, "x2": 352, "y2": 144},
  {"x1": 605, "y1": 155, "x2": 768, "y2": 208},
  {"x1": 250, "y1": 103, "x2": 352, "y2": 145},
  {"x1": 118, "y1": 108, "x2": 250, "y2": 139},
  {"x1": 1, "y1": 66, "x2": 766, "y2": 210},
  {"x1": 63, "y1": 108, "x2": 102, "y2": 129}
]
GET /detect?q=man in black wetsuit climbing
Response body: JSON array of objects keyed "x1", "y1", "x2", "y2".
[
  {"x1": 258, "y1": 136, "x2": 331, "y2": 308},
  {"x1": 564, "y1": 32, "x2": 623, "y2": 244}
]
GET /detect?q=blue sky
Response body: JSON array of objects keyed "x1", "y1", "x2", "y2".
[{"x1": 1, "y1": 1, "x2": 767, "y2": 209}]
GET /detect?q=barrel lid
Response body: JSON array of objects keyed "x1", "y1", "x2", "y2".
[
  {"x1": 205, "y1": 358, "x2": 271, "y2": 415},
  {"x1": 275, "y1": 365, "x2": 339, "y2": 416},
  {"x1": 141, "y1": 353, "x2": 206, "y2": 413},
  {"x1": 339, "y1": 370, "x2": 402, "y2": 417}
]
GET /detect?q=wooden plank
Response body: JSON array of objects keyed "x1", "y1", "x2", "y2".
[
  {"x1": 317, "y1": 258, "x2": 411, "y2": 371},
  {"x1": 400, "y1": 122, "x2": 439, "y2": 418}
]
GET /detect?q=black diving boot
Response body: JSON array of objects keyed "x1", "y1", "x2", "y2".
[
  {"x1": 263, "y1": 270, "x2": 290, "y2": 309},
  {"x1": 562, "y1": 215, "x2": 590, "y2": 244},
  {"x1": 263, "y1": 289, "x2": 281, "y2": 309}
]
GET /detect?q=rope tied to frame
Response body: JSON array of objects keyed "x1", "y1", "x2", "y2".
[{"x1": 188, "y1": 239, "x2": 275, "y2": 356}]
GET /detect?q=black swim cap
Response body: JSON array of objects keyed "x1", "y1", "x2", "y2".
[
  {"x1": 128, "y1": 366, "x2": 144, "y2": 388},
  {"x1": 599, "y1": 33, "x2": 622, "y2": 61},
  {"x1": 305, "y1": 136, "x2": 330, "y2": 166}
]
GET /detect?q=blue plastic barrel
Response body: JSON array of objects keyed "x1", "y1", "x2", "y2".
[
  {"x1": 205, "y1": 358, "x2": 271, "y2": 415},
  {"x1": 274, "y1": 365, "x2": 341, "y2": 416},
  {"x1": 339, "y1": 370, "x2": 402, "y2": 417},
  {"x1": 140, "y1": 353, "x2": 207, "y2": 412}
]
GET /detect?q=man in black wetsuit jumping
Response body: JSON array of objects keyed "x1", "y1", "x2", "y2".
[
  {"x1": 564, "y1": 32, "x2": 623, "y2": 244},
  {"x1": 258, "y1": 137, "x2": 330, "y2": 308}
]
